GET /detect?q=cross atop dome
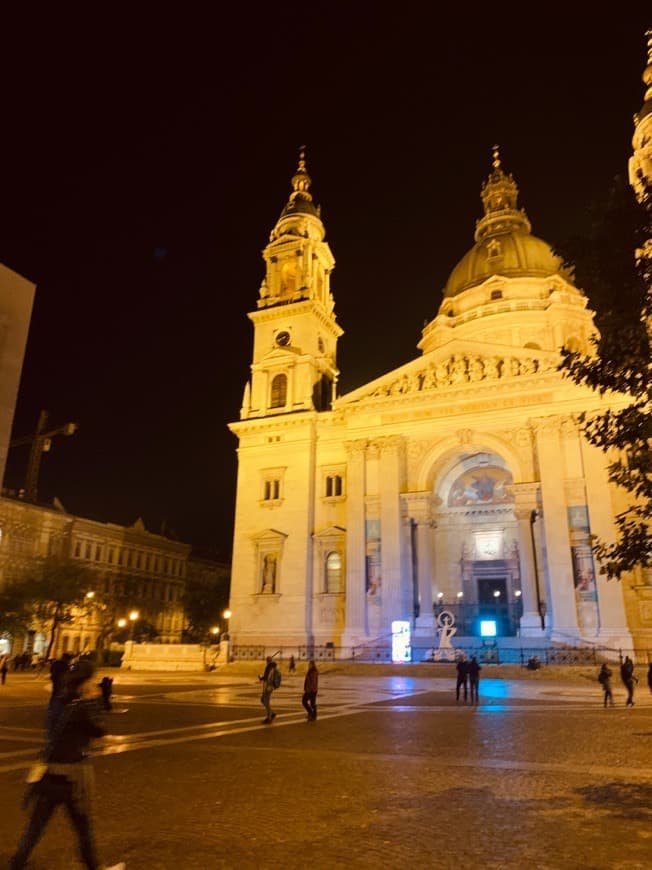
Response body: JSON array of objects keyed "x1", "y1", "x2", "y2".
[{"x1": 475, "y1": 146, "x2": 531, "y2": 243}]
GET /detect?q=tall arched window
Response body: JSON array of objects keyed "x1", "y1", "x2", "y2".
[
  {"x1": 326, "y1": 551, "x2": 342, "y2": 593},
  {"x1": 270, "y1": 373, "x2": 287, "y2": 408}
]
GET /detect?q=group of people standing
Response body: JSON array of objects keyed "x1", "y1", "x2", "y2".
[
  {"x1": 598, "y1": 656, "x2": 651, "y2": 708},
  {"x1": 258, "y1": 656, "x2": 319, "y2": 723},
  {"x1": 455, "y1": 655, "x2": 482, "y2": 703}
]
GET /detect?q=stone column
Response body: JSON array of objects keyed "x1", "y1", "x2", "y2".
[
  {"x1": 405, "y1": 493, "x2": 434, "y2": 636},
  {"x1": 342, "y1": 440, "x2": 367, "y2": 646},
  {"x1": 513, "y1": 484, "x2": 545, "y2": 636},
  {"x1": 580, "y1": 438, "x2": 633, "y2": 649},
  {"x1": 533, "y1": 419, "x2": 580, "y2": 641},
  {"x1": 378, "y1": 436, "x2": 405, "y2": 627}
]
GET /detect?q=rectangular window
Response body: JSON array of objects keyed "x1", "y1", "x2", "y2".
[
  {"x1": 145, "y1": 554, "x2": 151, "y2": 571},
  {"x1": 84, "y1": 542, "x2": 92, "y2": 560},
  {"x1": 264, "y1": 479, "x2": 281, "y2": 500},
  {"x1": 108, "y1": 548, "x2": 115, "y2": 564},
  {"x1": 74, "y1": 541, "x2": 81, "y2": 558},
  {"x1": 95, "y1": 545, "x2": 102, "y2": 561},
  {"x1": 325, "y1": 474, "x2": 343, "y2": 497}
]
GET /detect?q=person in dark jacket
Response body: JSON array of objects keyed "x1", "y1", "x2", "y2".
[
  {"x1": 468, "y1": 656, "x2": 482, "y2": 704},
  {"x1": 620, "y1": 656, "x2": 637, "y2": 707},
  {"x1": 98, "y1": 676, "x2": 114, "y2": 712},
  {"x1": 49, "y1": 652, "x2": 73, "y2": 702},
  {"x1": 10, "y1": 659, "x2": 124, "y2": 870},
  {"x1": 598, "y1": 663, "x2": 614, "y2": 707},
  {"x1": 302, "y1": 660, "x2": 319, "y2": 720},
  {"x1": 455, "y1": 656, "x2": 469, "y2": 702}
]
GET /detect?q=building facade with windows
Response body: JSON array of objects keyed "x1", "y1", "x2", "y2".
[
  {"x1": 0, "y1": 494, "x2": 190, "y2": 657},
  {"x1": 228, "y1": 58, "x2": 652, "y2": 653}
]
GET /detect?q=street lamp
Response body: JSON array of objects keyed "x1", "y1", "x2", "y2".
[
  {"x1": 117, "y1": 619, "x2": 127, "y2": 629},
  {"x1": 129, "y1": 610, "x2": 139, "y2": 642},
  {"x1": 210, "y1": 626, "x2": 220, "y2": 643},
  {"x1": 222, "y1": 609, "x2": 232, "y2": 638}
]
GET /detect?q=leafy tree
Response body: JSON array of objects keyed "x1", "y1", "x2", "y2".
[
  {"x1": 182, "y1": 562, "x2": 230, "y2": 642},
  {"x1": 0, "y1": 583, "x2": 32, "y2": 637},
  {"x1": 21, "y1": 556, "x2": 94, "y2": 659},
  {"x1": 556, "y1": 174, "x2": 652, "y2": 578}
]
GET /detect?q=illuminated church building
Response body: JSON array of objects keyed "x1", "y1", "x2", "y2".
[{"x1": 228, "y1": 50, "x2": 652, "y2": 653}]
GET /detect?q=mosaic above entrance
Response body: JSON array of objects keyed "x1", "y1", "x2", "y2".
[{"x1": 448, "y1": 466, "x2": 514, "y2": 507}]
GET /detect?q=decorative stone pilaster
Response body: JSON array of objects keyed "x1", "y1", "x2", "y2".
[
  {"x1": 531, "y1": 418, "x2": 580, "y2": 642},
  {"x1": 580, "y1": 438, "x2": 634, "y2": 649},
  {"x1": 377, "y1": 436, "x2": 406, "y2": 626},
  {"x1": 342, "y1": 439, "x2": 368, "y2": 644}
]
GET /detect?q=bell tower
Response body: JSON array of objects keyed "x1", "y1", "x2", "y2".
[{"x1": 241, "y1": 149, "x2": 342, "y2": 420}]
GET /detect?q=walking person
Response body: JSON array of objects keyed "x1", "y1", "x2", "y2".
[
  {"x1": 258, "y1": 656, "x2": 280, "y2": 724},
  {"x1": 302, "y1": 660, "x2": 319, "y2": 721},
  {"x1": 10, "y1": 659, "x2": 125, "y2": 870},
  {"x1": 1, "y1": 654, "x2": 9, "y2": 685},
  {"x1": 98, "y1": 676, "x2": 113, "y2": 712},
  {"x1": 455, "y1": 655, "x2": 469, "y2": 702},
  {"x1": 647, "y1": 661, "x2": 652, "y2": 695},
  {"x1": 288, "y1": 655, "x2": 296, "y2": 674},
  {"x1": 620, "y1": 655, "x2": 638, "y2": 707},
  {"x1": 49, "y1": 653, "x2": 73, "y2": 703},
  {"x1": 468, "y1": 656, "x2": 482, "y2": 704},
  {"x1": 598, "y1": 663, "x2": 614, "y2": 708}
]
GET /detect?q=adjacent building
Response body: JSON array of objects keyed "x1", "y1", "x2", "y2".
[{"x1": 0, "y1": 493, "x2": 190, "y2": 657}]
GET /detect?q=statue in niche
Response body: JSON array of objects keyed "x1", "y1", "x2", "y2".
[
  {"x1": 262, "y1": 554, "x2": 277, "y2": 593},
  {"x1": 521, "y1": 358, "x2": 536, "y2": 375},
  {"x1": 435, "y1": 361, "x2": 449, "y2": 386}
]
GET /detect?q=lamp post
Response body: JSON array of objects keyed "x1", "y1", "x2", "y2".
[
  {"x1": 530, "y1": 510, "x2": 546, "y2": 630},
  {"x1": 210, "y1": 626, "x2": 220, "y2": 644},
  {"x1": 129, "y1": 610, "x2": 139, "y2": 642},
  {"x1": 222, "y1": 609, "x2": 232, "y2": 639}
]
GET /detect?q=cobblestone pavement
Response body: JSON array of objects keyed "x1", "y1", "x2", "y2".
[{"x1": 0, "y1": 666, "x2": 650, "y2": 869}]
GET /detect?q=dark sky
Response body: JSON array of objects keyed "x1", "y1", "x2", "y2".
[{"x1": 0, "y1": 6, "x2": 649, "y2": 556}]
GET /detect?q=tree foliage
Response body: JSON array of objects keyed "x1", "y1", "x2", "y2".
[
  {"x1": 14, "y1": 556, "x2": 94, "y2": 658},
  {"x1": 556, "y1": 174, "x2": 652, "y2": 578},
  {"x1": 182, "y1": 563, "x2": 230, "y2": 642}
]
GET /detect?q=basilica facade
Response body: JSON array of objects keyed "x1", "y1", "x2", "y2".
[{"x1": 228, "y1": 49, "x2": 652, "y2": 655}]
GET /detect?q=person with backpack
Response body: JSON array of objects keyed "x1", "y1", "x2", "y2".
[
  {"x1": 258, "y1": 657, "x2": 280, "y2": 724},
  {"x1": 598, "y1": 663, "x2": 614, "y2": 708}
]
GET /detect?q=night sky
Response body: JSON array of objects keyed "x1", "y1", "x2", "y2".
[{"x1": 0, "y1": 7, "x2": 649, "y2": 557}]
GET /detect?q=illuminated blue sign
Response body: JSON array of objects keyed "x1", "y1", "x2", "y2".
[{"x1": 480, "y1": 619, "x2": 497, "y2": 637}]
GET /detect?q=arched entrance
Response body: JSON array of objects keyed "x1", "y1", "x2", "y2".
[{"x1": 432, "y1": 451, "x2": 523, "y2": 638}]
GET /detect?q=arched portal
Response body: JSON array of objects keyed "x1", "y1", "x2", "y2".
[{"x1": 431, "y1": 450, "x2": 524, "y2": 638}]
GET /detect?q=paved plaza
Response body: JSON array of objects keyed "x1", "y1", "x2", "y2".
[{"x1": 0, "y1": 663, "x2": 651, "y2": 869}]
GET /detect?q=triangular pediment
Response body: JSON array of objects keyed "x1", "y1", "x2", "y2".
[
  {"x1": 313, "y1": 525, "x2": 346, "y2": 540},
  {"x1": 334, "y1": 341, "x2": 560, "y2": 407},
  {"x1": 251, "y1": 528, "x2": 288, "y2": 543}
]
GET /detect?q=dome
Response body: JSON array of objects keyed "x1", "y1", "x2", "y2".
[
  {"x1": 444, "y1": 230, "x2": 562, "y2": 298},
  {"x1": 443, "y1": 148, "x2": 563, "y2": 299}
]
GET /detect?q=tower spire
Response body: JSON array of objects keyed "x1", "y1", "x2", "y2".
[{"x1": 474, "y1": 147, "x2": 531, "y2": 243}]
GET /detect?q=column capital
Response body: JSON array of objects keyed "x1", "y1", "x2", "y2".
[{"x1": 344, "y1": 438, "x2": 368, "y2": 458}]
